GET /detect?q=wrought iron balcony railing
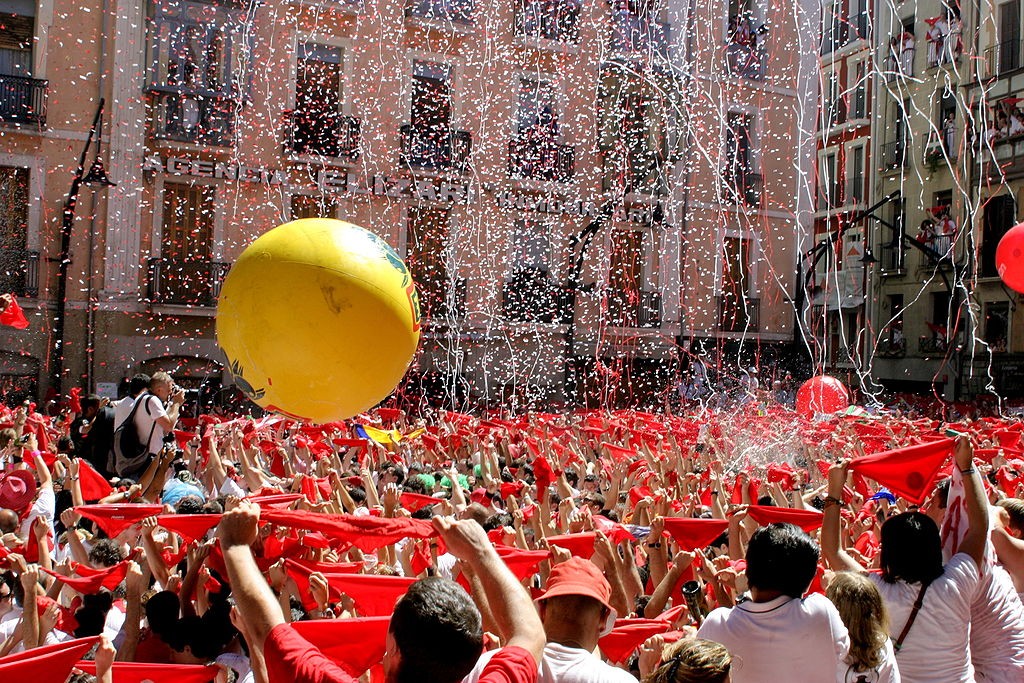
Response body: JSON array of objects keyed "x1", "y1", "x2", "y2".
[
  {"x1": 718, "y1": 295, "x2": 760, "y2": 332},
  {"x1": 147, "y1": 258, "x2": 229, "y2": 307},
  {"x1": 0, "y1": 249, "x2": 39, "y2": 298},
  {"x1": 513, "y1": 0, "x2": 580, "y2": 42},
  {"x1": 0, "y1": 75, "x2": 47, "y2": 127},
  {"x1": 405, "y1": 0, "x2": 475, "y2": 24},
  {"x1": 399, "y1": 124, "x2": 472, "y2": 173},
  {"x1": 725, "y1": 42, "x2": 766, "y2": 80},
  {"x1": 284, "y1": 110, "x2": 360, "y2": 159},
  {"x1": 508, "y1": 135, "x2": 574, "y2": 182}
]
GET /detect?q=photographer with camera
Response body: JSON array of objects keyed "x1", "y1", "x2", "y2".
[{"x1": 114, "y1": 372, "x2": 184, "y2": 481}]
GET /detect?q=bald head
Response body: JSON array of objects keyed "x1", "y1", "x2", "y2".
[{"x1": 0, "y1": 509, "x2": 19, "y2": 534}]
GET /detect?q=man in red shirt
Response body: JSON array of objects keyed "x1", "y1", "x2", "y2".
[{"x1": 217, "y1": 500, "x2": 544, "y2": 683}]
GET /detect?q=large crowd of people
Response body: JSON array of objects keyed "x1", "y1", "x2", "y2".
[{"x1": 0, "y1": 368, "x2": 1023, "y2": 682}]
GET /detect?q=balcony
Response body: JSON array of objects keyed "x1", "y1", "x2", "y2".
[
  {"x1": 0, "y1": 75, "x2": 47, "y2": 127},
  {"x1": 879, "y1": 242, "x2": 905, "y2": 272},
  {"x1": 609, "y1": 12, "x2": 669, "y2": 59},
  {"x1": 405, "y1": 0, "x2": 475, "y2": 24},
  {"x1": 718, "y1": 295, "x2": 760, "y2": 332},
  {"x1": 508, "y1": 135, "x2": 574, "y2": 182},
  {"x1": 420, "y1": 276, "x2": 467, "y2": 322},
  {"x1": 919, "y1": 335, "x2": 947, "y2": 356},
  {"x1": 875, "y1": 336, "x2": 906, "y2": 358},
  {"x1": 721, "y1": 172, "x2": 763, "y2": 208},
  {"x1": 879, "y1": 140, "x2": 907, "y2": 170},
  {"x1": 820, "y1": 21, "x2": 849, "y2": 55},
  {"x1": 149, "y1": 91, "x2": 235, "y2": 147},
  {"x1": 885, "y1": 46, "x2": 915, "y2": 81},
  {"x1": 400, "y1": 124, "x2": 472, "y2": 173},
  {"x1": 501, "y1": 274, "x2": 574, "y2": 324},
  {"x1": 922, "y1": 130, "x2": 957, "y2": 169},
  {"x1": 986, "y1": 40, "x2": 1024, "y2": 77},
  {"x1": 513, "y1": 0, "x2": 580, "y2": 43},
  {"x1": 0, "y1": 249, "x2": 39, "y2": 298},
  {"x1": 724, "y1": 43, "x2": 766, "y2": 80},
  {"x1": 284, "y1": 110, "x2": 360, "y2": 160},
  {"x1": 604, "y1": 289, "x2": 662, "y2": 328},
  {"x1": 147, "y1": 258, "x2": 229, "y2": 307}
]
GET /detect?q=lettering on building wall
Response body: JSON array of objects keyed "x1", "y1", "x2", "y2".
[{"x1": 144, "y1": 155, "x2": 284, "y2": 185}]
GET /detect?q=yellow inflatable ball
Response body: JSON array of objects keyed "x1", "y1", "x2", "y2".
[{"x1": 216, "y1": 218, "x2": 421, "y2": 423}]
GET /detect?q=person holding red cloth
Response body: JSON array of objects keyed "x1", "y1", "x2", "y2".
[{"x1": 216, "y1": 499, "x2": 545, "y2": 683}]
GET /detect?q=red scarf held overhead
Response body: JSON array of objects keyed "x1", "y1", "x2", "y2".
[
  {"x1": 75, "y1": 504, "x2": 164, "y2": 538},
  {"x1": 0, "y1": 636, "x2": 98, "y2": 678},
  {"x1": 74, "y1": 661, "x2": 219, "y2": 683},
  {"x1": 260, "y1": 509, "x2": 437, "y2": 552},
  {"x1": 545, "y1": 533, "x2": 597, "y2": 559},
  {"x1": 322, "y1": 573, "x2": 417, "y2": 616},
  {"x1": 661, "y1": 518, "x2": 729, "y2": 551},
  {"x1": 293, "y1": 617, "x2": 391, "y2": 677},
  {"x1": 745, "y1": 505, "x2": 825, "y2": 533},
  {"x1": 156, "y1": 514, "x2": 222, "y2": 543},
  {"x1": 399, "y1": 492, "x2": 439, "y2": 513},
  {"x1": 533, "y1": 456, "x2": 556, "y2": 492},
  {"x1": 77, "y1": 460, "x2": 113, "y2": 501},
  {"x1": 598, "y1": 619, "x2": 672, "y2": 664},
  {"x1": 848, "y1": 438, "x2": 954, "y2": 504},
  {"x1": 42, "y1": 560, "x2": 129, "y2": 594}
]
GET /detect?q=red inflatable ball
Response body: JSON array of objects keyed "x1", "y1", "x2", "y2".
[
  {"x1": 795, "y1": 376, "x2": 850, "y2": 417},
  {"x1": 996, "y1": 222, "x2": 1024, "y2": 294}
]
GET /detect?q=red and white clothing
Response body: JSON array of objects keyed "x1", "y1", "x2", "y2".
[
  {"x1": 697, "y1": 592, "x2": 850, "y2": 683},
  {"x1": 970, "y1": 564, "x2": 1024, "y2": 681},
  {"x1": 869, "y1": 553, "x2": 980, "y2": 683}
]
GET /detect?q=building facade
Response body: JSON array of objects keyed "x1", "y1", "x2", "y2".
[{"x1": 0, "y1": 0, "x2": 818, "y2": 412}]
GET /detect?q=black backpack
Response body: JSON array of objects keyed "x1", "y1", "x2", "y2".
[{"x1": 112, "y1": 394, "x2": 157, "y2": 477}]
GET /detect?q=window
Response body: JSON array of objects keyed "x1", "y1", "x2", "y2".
[
  {"x1": 930, "y1": 91, "x2": 958, "y2": 159},
  {"x1": 888, "y1": 18, "x2": 916, "y2": 79},
  {"x1": 720, "y1": 236, "x2": 757, "y2": 330},
  {"x1": 514, "y1": 0, "x2": 580, "y2": 42},
  {"x1": 818, "y1": 150, "x2": 838, "y2": 208},
  {"x1": 983, "y1": 194, "x2": 1017, "y2": 277},
  {"x1": 406, "y1": 206, "x2": 455, "y2": 319},
  {"x1": 610, "y1": 0, "x2": 669, "y2": 57},
  {"x1": 846, "y1": 145, "x2": 864, "y2": 204},
  {"x1": 401, "y1": 61, "x2": 470, "y2": 172},
  {"x1": 517, "y1": 77, "x2": 557, "y2": 135},
  {"x1": 289, "y1": 43, "x2": 358, "y2": 158},
  {"x1": 823, "y1": 70, "x2": 843, "y2": 125},
  {"x1": 511, "y1": 220, "x2": 551, "y2": 275},
  {"x1": 604, "y1": 88, "x2": 669, "y2": 195},
  {"x1": 726, "y1": 0, "x2": 765, "y2": 78},
  {"x1": 146, "y1": 0, "x2": 249, "y2": 145},
  {"x1": 985, "y1": 302, "x2": 1009, "y2": 352},
  {"x1": 290, "y1": 194, "x2": 339, "y2": 220},
  {"x1": 152, "y1": 182, "x2": 218, "y2": 305},
  {"x1": 850, "y1": 61, "x2": 867, "y2": 119},
  {"x1": 882, "y1": 197, "x2": 906, "y2": 271},
  {"x1": 998, "y1": 1, "x2": 1020, "y2": 73},
  {"x1": 606, "y1": 229, "x2": 646, "y2": 326},
  {"x1": 0, "y1": 5, "x2": 33, "y2": 77},
  {"x1": 887, "y1": 294, "x2": 905, "y2": 349},
  {"x1": 820, "y1": 0, "x2": 844, "y2": 54},
  {"x1": 405, "y1": 0, "x2": 475, "y2": 24},
  {"x1": 849, "y1": 0, "x2": 869, "y2": 41},
  {"x1": 0, "y1": 165, "x2": 32, "y2": 296},
  {"x1": 722, "y1": 111, "x2": 760, "y2": 204}
]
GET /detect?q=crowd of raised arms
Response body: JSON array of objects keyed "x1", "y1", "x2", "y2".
[{"x1": 0, "y1": 370, "x2": 1023, "y2": 683}]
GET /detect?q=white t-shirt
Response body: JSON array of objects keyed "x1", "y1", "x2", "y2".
[
  {"x1": 869, "y1": 553, "x2": 980, "y2": 683},
  {"x1": 19, "y1": 486, "x2": 55, "y2": 540},
  {"x1": 133, "y1": 394, "x2": 168, "y2": 456},
  {"x1": 970, "y1": 563, "x2": 1024, "y2": 681},
  {"x1": 463, "y1": 642, "x2": 635, "y2": 683},
  {"x1": 697, "y1": 593, "x2": 850, "y2": 683},
  {"x1": 112, "y1": 396, "x2": 136, "y2": 431},
  {"x1": 841, "y1": 639, "x2": 901, "y2": 683}
]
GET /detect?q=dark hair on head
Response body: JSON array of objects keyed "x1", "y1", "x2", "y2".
[
  {"x1": 744, "y1": 523, "x2": 820, "y2": 598},
  {"x1": 879, "y1": 512, "x2": 945, "y2": 584},
  {"x1": 74, "y1": 590, "x2": 115, "y2": 638},
  {"x1": 88, "y1": 538, "x2": 126, "y2": 568},
  {"x1": 483, "y1": 512, "x2": 512, "y2": 531},
  {"x1": 145, "y1": 591, "x2": 181, "y2": 637},
  {"x1": 349, "y1": 486, "x2": 367, "y2": 505},
  {"x1": 411, "y1": 505, "x2": 436, "y2": 520},
  {"x1": 129, "y1": 373, "x2": 151, "y2": 396},
  {"x1": 580, "y1": 492, "x2": 606, "y2": 510},
  {"x1": 81, "y1": 394, "x2": 101, "y2": 412},
  {"x1": 563, "y1": 470, "x2": 579, "y2": 487},
  {"x1": 757, "y1": 495, "x2": 775, "y2": 506},
  {"x1": 202, "y1": 499, "x2": 223, "y2": 514},
  {"x1": 404, "y1": 477, "x2": 428, "y2": 495},
  {"x1": 390, "y1": 577, "x2": 483, "y2": 683},
  {"x1": 57, "y1": 435, "x2": 75, "y2": 454},
  {"x1": 381, "y1": 462, "x2": 406, "y2": 486},
  {"x1": 175, "y1": 496, "x2": 204, "y2": 515}
]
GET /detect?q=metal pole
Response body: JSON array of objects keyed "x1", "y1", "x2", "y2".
[{"x1": 50, "y1": 98, "x2": 104, "y2": 395}]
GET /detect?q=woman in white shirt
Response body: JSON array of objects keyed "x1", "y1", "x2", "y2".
[{"x1": 822, "y1": 437, "x2": 987, "y2": 683}]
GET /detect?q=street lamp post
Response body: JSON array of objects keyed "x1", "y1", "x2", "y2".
[{"x1": 50, "y1": 98, "x2": 115, "y2": 396}]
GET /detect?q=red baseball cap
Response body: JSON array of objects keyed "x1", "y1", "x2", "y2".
[{"x1": 536, "y1": 557, "x2": 617, "y2": 632}]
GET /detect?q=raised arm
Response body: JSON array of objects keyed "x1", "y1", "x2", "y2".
[
  {"x1": 432, "y1": 516, "x2": 545, "y2": 662},
  {"x1": 954, "y1": 436, "x2": 989, "y2": 569},
  {"x1": 821, "y1": 461, "x2": 865, "y2": 573}
]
